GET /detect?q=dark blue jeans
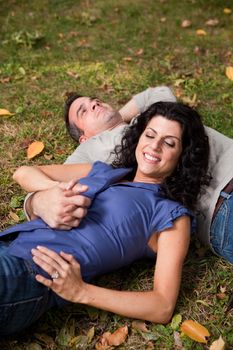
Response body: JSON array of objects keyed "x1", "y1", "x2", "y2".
[
  {"x1": 210, "y1": 191, "x2": 233, "y2": 264},
  {"x1": 0, "y1": 242, "x2": 58, "y2": 337}
]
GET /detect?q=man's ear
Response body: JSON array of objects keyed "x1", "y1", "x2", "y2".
[{"x1": 79, "y1": 135, "x2": 88, "y2": 143}]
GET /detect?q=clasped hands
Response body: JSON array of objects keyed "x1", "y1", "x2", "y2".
[{"x1": 27, "y1": 180, "x2": 91, "y2": 230}]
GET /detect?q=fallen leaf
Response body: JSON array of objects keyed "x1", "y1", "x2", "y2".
[
  {"x1": 9, "y1": 210, "x2": 20, "y2": 222},
  {"x1": 146, "y1": 341, "x2": 154, "y2": 350},
  {"x1": 132, "y1": 320, "x2": 149, "y2": 333},
  {"x1": 0, "y1": 108, "x2": 15, "y2": 116},
  {"x1": 180, "y1": 320, "x2": 210, "y2": 343},
  {"x1": 135, "y1": 48, "x2": 144, "y2": 56},
  {"x1": 104, "y1": 325, "x2": 128, "y2": 346},
  {"x1": 44, "y1": 154, "x2": 53, "y2": 160},
  {"x1": 174, "y1": 331, "x2": 183, "y2": 349},
  {"x1": 225, "y1": 66, "x2": 233, "y2": 80},
  {"x1": 220, "y1": 286, "x2": 227, "y2": 293},
  {"x1": 205, "y1": 19, "x2": 219, "y2": 26},
  {"x1": 216, "y1": 293, "x2": 226, "y2": 300},
  {"x1": 181, "y1": 19, "x2": 191, "y2": 28},
  {"x1": 223, "y1": 8, "x2": 231, "y2": 14},
  {"x1": 96, "y1": 325, "x2": 128, "y2": 348},
  {"x1": 170, "y1": 314, "x2": 182, "y2": 330},
  {"x1": 181, "y1": 93, "x2": 197, "y2": 107},
  {"x1": 123, "y1": 57, "x2": 133, "y2": 61},
  {"x1": 87, "y1": 326, "x2": 95, "y2": 343},
  {"x1": 27, "y1": 141, "x2": 45, "y2": 159},
  {"x1": 209, "y1": 335, "x2": 226, "y2": 350},
  {"x1": 196, "y1": 29, "x2": 207, "y2": 36},
  {"x1": 0, "y1": 77, "x2": 10, "y2": 83}
]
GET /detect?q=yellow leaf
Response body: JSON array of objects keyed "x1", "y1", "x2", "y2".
[
  {"x1": 0, "y1": 108, "x2": 15, "y2": 116},
  {"x1": 196, "y1": 29, "x2": 207, "y2": 36},
  {"x1": 180, "y1": 320, "x2": 210, "y2": 343},
  {"x1": 27, "y1": 141, "x2": 45, "y2": 159},
  {"x1": 209, "y1": 335, "x2": 226, "y2": 350},
  {"x1": 9, "y1": 210, "x2": 20, "y2": 222},
  {"x1": 223, "y1": 8, "x2": 231, "y2": 14},
  {"x1": 226, "y1": 66, "x2": 233, "y2": 81}
]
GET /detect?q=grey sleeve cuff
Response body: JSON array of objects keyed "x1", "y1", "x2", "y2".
[
  {"x1": 23, "y1": 192, "x2": 35, "y2": 221},
  {"x1": 133, "y1": 86, "x2": 177, "y2": 113}
]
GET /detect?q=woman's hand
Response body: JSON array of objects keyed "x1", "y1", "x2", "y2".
[{"x1": 31, "y1": 246, "x2": 86, "y2": 303}]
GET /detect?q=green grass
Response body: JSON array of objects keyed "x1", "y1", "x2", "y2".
[{"x1": 0, "y1": 0, "x2": 233, "y2": 348}]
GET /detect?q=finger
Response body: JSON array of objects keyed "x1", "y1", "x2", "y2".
[
  {"x1": 32, "y1": 246, "x2": 69, "y2": 270},
  {"x1": 32, "y1": 255, "x2": 61, "y2": 278},
  {"x1": 35, "y1": 274, "x2": 53, "y2": 288},
  {"x1": 60, "y1": 251, "x2": 80, "y2": 267},
  {"x1": 66, "y1": 195, "x2": 91, "y2": 208},
  {"x1": 72, "y1": 183, "x2": 89, "y2": 195}
]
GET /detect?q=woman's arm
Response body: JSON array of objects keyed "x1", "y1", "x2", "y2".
[
  {"x1": 31, "y1": 216, "x2": 190, "y2": 324},
  {"x1": 13, "y1": 163, "x2": 92, "y2": 192}
]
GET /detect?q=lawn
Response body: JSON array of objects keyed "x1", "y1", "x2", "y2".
[{"x1": 0, "y1": 0, "x2": 232, "y2": 349}]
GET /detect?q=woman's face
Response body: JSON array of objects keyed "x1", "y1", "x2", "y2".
[{"x1": 134, "y1": 116, "x2": 183, "y2": 183}]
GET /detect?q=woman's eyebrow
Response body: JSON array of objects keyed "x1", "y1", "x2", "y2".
[{"x1": 146, "y1": 127, "x2": 181, "y2": 141}]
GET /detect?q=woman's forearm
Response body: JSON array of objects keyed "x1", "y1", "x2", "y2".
[{"x1": 79, "y1": 283, "x2": 174, "y2": 324}]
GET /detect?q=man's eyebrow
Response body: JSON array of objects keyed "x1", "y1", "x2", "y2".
[{"x1": 76, "y1": 103, "x2": 84, "y2": 117}]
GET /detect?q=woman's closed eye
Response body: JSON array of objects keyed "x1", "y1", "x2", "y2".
[{"x1": 164, "y1": 140, "x2": 175, "y2": 147}]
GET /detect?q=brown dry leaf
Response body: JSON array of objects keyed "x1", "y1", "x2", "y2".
[
  {"x1": 27, "y1": 141, "x2": 45, "y2": 159},
  {"x1": 181, "y1": 19, "x2": 191, "y2": 28},
  {"x1": 216, "y1": 293, "x2": 226, "y2": 300},
  {"x1": 205, "y1": 19, "x2": 219, "y2": 26},
  {"x1": 135, "y1": 48, "x2": 144, "y2": 56},
  {"x1": 223, "y1": 8, "x2": 232, "y2": 14},
  {"x1": 180, "y1": 320, "x2": 210, "y2": 344},
  {"x1": 181, "y1": 93, "x2": 197, "y2": 107},
  {"x1": 67, "y1": 71, "x2": 80, "y2": 79},
  {"x1": 146, "y1": 341, "x2": 154, "y2": 350},
  {"x1": 160, "y1": 17, "x2": 166, "y2": 22},
  {"x1": 132, "y1": 320, "x2": 149, "y2": 333},
  {"x1": 0, "y1": 77, "x2": 11, "y2": 83},
  {"x1": 225, "y1": 66, "x2": 233, "y2": 80},
  {"x1": 0, "y1": 108, "x2": 15, "y2": 117},
  {"x1": 209, "y1": 335, "x2": 226, "y2": 350},
  {"x1": 44, "y1": 154, "x2": 53, "y2": 161},
  {"x1": 123, "y1": 57, "x2": 133, "y2": 61},
  {"x1": 9, "y1": 210, "x2": 20, "y2": 223},
  {"x1": 220, "y1": 286, "x2": 227, "y2": 293},
  {"x1": 96, "y1": 325, "x2": 128, "y2": 348},
  {"x1": 196, "y1": 29, "x2": 207, "y2": 36}
]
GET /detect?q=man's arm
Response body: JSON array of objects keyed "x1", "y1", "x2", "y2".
[
  {"x1": 119, "y1": 86, "x2": 176, "y2": 123},
  {"x1": 25, "y1": 184, "x2": 91, "y2": 229}
]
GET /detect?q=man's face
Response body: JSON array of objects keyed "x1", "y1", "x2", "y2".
[{"x1": 68, "y1": 97, "x2": 121, "y2": 142}]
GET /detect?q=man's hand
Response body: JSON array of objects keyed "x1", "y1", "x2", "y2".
[{"x1": 26, "y1": 182, "x2": 91, "y2": 230}]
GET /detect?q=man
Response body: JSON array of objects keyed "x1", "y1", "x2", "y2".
[
  {"x1": 23, "y1": 86, "x2": 233, "y2": 263},
  {"x1": 24, "y1": 86, "x2": 176, "y2": 227}
]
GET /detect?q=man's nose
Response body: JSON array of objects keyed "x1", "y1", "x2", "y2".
[{"x1": 91, "y1": 100, "x2": 101, "y2": 110}]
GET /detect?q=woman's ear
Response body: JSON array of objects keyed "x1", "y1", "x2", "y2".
[{"x1": 79, "y1": 135, "x2": 88, "y2": 143}]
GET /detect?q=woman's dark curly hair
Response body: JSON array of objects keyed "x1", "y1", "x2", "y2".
[{"x1": 112, "y1": 101, "x2": 211, "y2": 211}]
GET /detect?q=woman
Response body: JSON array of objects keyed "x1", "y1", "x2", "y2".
[{"x1": 0, "y1": 102, "x2": 210, "y2": 336}]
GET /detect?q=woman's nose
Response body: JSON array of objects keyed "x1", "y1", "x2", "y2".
[{"x1": 151, "y1": 139, "x2": 162, "y2": 152}]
